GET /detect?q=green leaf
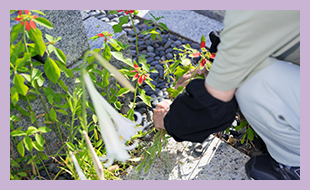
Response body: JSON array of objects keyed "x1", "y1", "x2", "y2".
[
  {"x1": 138, "y1": 57, "x2": 150, "y2": 72},
  {"x1": 44, "y1": 57, "x2": 60, "y2": 84},
  {"x1": 103, "y1": 45, "x2": 112, "y2": 62},
  {"x1": 30, "y1": 10, "x2": 46, "y2": 16},
  {"x1": 111, "y1": 52, "x2": 134, "y2": 67},
  {"x1": 58, "y1": 79, "x2": 68, "y2": 92},
  {"x1": 10, "y1": 130, "x2": 26, "y2": 137},
  {"x1": 35, "y1": 134, "x2": 45, "y2": 147},
  {"x1": 112, "y1": 16, "x2": 128, "y2": 33},
  {"x1": 45, "y1": 34, "x2": 53, "y2": 42},
  {"x1": 241, "y1": 134, "x2": 246, "y2": 144},
  {"x1": 24, "y1": 136, "x2": 33, "y2": 152},
  {"x1": 49, "y1": 107, "x2": 57, "y2": 121},
  {"x1": 56, "y1": 109, "x2": 68, "y2": 115},
  {"x1": 150, "y1": 33, "x2": 157, "y2": 41},
  {"x1": 10, "y1": 41, "x2": 25, "y2": 65},
  {"x1": 17, "y1": 141, "x2": 24, "y2": 157},
  {"x1": 28, "y1": 28, "x2": 46, "y2": 56},
  {"x1": 37, "y1": 127, "x2": 51, "y2": 133},
  {"x1": 10, "y1": 86, "x2": 19, "y2": 105},
  {"x1": 30, "y1": 111, "x2": 36, "y2": 124},
  {"x1": 33, "y1": 17, "x2": 53, "y2": 29},
  {"x1": 47, "y1": 44, "x2": 55, "y2": 53},
  {"x1": 65, "y1": 142, "x2": 75, "y2": 151},
  {"x1": 112, "y1": 24, "x2": 123, "y2": 34},
  {"x1": 55, "y1": 60, "x2": 73, "y2": 78},
  {"x1": 32, "y1": 141, "x2": 44, "y2": 151},
  {"x1": 116, "y1": 88, "x2": 130, "y2": 96},
  {"x1": 138, "y1": 88, "x2": 151, "y2": 107},
  {"x1": 10, "y1": 23, "x2": 23, "y2": 43},
  {"x1": 114, "y1": 101, "x2": 122, "y2": 110},
  {"x1": 170, "y1": 86, "x2": 185, "y2": 98},
  {"x1": 108, "y1": 39, "x2": 123, "y2": 51},
  {"x1": 43, "y1": 87, "x2": 55, "y2": 105},
  {"x1": 247, "y1": 128, "x2": 255, "y2": 141},
  {"x1": 26, "y1": 126, "x2": 38, "y2": 136},
  {"x1": 31, "y1": 68, "x2": 45, "y2": 87},
  {"x1": 158, "y1": 22, "x2": 168, "y2": 31},
  {"x1": 14, "y1": 104, "x2": 30, "y2": 116},
  {"x1": 55, "y1": 48, "x2": 67, "y2": 64},
  {"x1": 91, "y1": 51, "x2": 135, "y2": 91},
  {"x1": 144, "y1": 80, "x2": 155, "y2": 91},
  {"x1": 127, "y1": 109, "x2": 134, "y2": 120},
  {"x1": 13, "y1": 74, "x2": 28, "y2": 96}
]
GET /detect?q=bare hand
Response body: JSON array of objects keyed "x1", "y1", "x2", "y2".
[
  {"x1": 153, "y1": 99, "x2": 172, "y2": 130},
  {"x1": 174, "y1": 67, "x2": 209, "y2": 89}
]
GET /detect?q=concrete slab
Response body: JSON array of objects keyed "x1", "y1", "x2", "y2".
[
  {"x1": 122, "y1": 135, "x2": 250, "y2": 180},
  {"x1": 137, "y1": 10, "x2": 224, "y2": 48}
]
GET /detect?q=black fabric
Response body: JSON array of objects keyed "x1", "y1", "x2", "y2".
[
  {"x1": 209, "y1": 30, "x2": 221, "y2": 54},
  {"x1": 164, "y1": 79, "x2": 238, "y2": 143}
]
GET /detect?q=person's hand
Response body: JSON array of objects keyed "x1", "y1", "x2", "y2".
[
  {"x1": 174, "y1": 68, "x2": 209, "y2": 89},
  {"x1": 153, "y1": 99, "x2": 172, "y2": 130}
]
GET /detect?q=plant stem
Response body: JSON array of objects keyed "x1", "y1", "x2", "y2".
[
  {"x1": 22, "y1": 29, "x2": 29, "y2": 53},
  {"x1": 129, "y1": 13, "x2": 140, "y2": 62},
  {"x1": 130, "y1": 81, "x2": 139, "y2": 113}
]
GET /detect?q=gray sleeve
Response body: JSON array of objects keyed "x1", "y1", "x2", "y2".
[{"x1": 205, "y1": 10, "x2": 300, "y2": 91}]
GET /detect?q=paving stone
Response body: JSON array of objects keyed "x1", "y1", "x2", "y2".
[{"x1": 121, "y1": 135, "x2": 250, "y2": 180}]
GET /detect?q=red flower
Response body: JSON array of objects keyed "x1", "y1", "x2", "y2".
[
  {"x1": 25, "y1": 21, "x2": 31, "y2": 31},
  {"x1": 200, "y1": 35, "x2": 206, "y2": 49},
  {"x1": 192, "y1": 53, "x2": 201, "y2": 57},
  {"x1": 14, "y1": 10, "x2": 37, "y2": 31},
  {"x1": 14, "y1": 17, "x2": 23, "y2": 21},
  {"x1": 117, "y1": 10, "x2": 134, "y2": 15},
  {"x1": 134, "y1": 64, "x2": 139, "y2": 69},
  {"x1": 210, "y1": 53, "x2": 216, "y2": 59},
  {"x1": 97, "y1": 33, "x2": 105, "y2": 37},
  {"x1": 200, "y1": 58, "x2": 206, "y2": 67},
  {"x1": 134, "y1": 73, "x2": 139, "y2": 79},
  {"x1": 200, "y1": 41, "x2": 205, "y2": 49},
  {"x1": 29, "y1": 20, "x2": 36, "y2": 30},
  {"x1": 138, "y1": 74, "x2": 144, "y2": 85}
]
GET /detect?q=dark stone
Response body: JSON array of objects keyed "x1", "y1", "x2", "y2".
[
  {"x1": 127, "y1": 30, "x2": 136, "y2": 37},
  {"x1": 147, "y1": 111, "x2": 153, "y2": 122},
  {"x1": 191, "y1": 43, "x2": 201, "y2": 49},
  {"x1": 147, "y1": 57, "x2": 155, "y2": 63},
  {"x1": 150, "y1": 61, "x2": 159, "y2": 66},
  {"x1": 166, "y1": 53, "x2": 173, "y2": 60},
  {"x1": 159, "y1": 51, "x2": 165, "y2": 56},
  {"x1": 156, "y1": 46, "x2": 165, "y2": 52},
  {"x1": 170, "y1": 34, "x2": 178, "y2": 41},
  {"x1": 155, "y1": 64, "x2": 164, "y2": 70},
  {"x1": 147, "y1": 46, "x2": 154, "y2": 52},
  {"x1": 159, "y1": 70, "x2": 164, "y2": 78},
  {"x1": 174, "y1": 40, "x2": 182, "y2": 47},
  {"x1": 147, "y1": 52, "x2": 156, "y2": 57},
  {"x1": 152, "y1": 100, "x2": 159, "y2": 107},
  {"x1": 165, "y1": 48, "x2": 173, "y2": 54},
  {"x1": 164, "y1": 41, "x2": 172, "y2": 49},
  {"x1": 145, "y1": 40, "x2": 152, "y2": 46},
  {"x1": 138, "y1": 45, "x2": 147, "y2": 51}
]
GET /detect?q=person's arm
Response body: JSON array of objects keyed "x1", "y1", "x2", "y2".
[{"x1": 204, "y1": 81, "x2": 235, "y2": 102}]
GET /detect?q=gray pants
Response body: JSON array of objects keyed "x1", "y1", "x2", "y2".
[{"x1": 235, "y1": 59, "x2": 300, "y2": 167}]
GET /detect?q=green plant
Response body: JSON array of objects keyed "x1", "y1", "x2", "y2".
[{"x1": 10, "y1": 10, "x2": 84, "y2": 180}]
